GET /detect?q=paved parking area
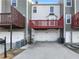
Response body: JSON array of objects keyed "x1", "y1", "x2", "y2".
[{"x1": 13, "y1": 42, "x2": 79, "y2": 59}]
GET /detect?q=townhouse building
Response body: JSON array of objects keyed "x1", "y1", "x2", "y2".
[
  {"x1": 30, "y1": 2, "x2": 64, "y2": 42},
  {"x1": 0, "y1": 0, "x2": 25, "y2": 49},
  {"x1": 29, "y1": 0, "x2": 79, "y2": 43},
  {"x1": 61, "y1": 0, "x2": 79, "y2": 43},
  {"x1": 0, "y1": 0, "x2": 79, "y2": 49},
  {"x1": 0, "y1": 0, "x2": 32, "y2": 49}
]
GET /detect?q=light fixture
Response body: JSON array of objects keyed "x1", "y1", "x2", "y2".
[{"x1": 47, "y1": 13, "x2": 58, "y2": 20}]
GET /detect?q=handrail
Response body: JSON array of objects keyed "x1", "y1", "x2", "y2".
[
  {"x1": 0, "y1": 6, "x2": 25, "y2": 28},
  {"x1": 29, "y1": 20, "x2": 64, "y2": 29}
]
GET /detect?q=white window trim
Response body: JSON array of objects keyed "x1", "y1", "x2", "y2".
[
  {"x1": 66, "y1": 0, "x2": 72, "y2": 7},
  {"x1": 33, "y1": 7, "x2": 37, "y2": 13},
  {"x1": 11, "y1": 0, "x2": 17, "y2": 7},
  {"x1": 50, "y1": 7, "x2": 54, "y2": 13},
  {"x1": 66, "y1": 14, "x2": 71, "y2": 24}
]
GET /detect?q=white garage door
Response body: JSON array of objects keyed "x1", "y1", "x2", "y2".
[
  {"x1": 72, "y1": 31, "x2": 79, "y2": 43},
  {"x1": 65, "y1": 31, "x2": 79, "y2": 43},
  {"x1": 34, "y1": 29, "x2": 60, "y2": 41}
]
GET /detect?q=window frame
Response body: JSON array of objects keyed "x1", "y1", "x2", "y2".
[
  {"x1": 33, "y1": 7, "x2": 37, "y2": 13},
  {"x1": 66, "y1": 0, "x2": 72, "y2": 7},
  {"x1": 11, "y1": 0, "x2": 16, "y2": 6},
  {"x1": 50, "y1": 7, "x2": 54, "y2": 13},
  {"x1": 66, "y1": 14, "x2": 71, "y2": 24}
]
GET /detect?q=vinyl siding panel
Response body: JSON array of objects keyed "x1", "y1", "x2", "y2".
[
  {"x1": 16, "y1": 0, "x2": 26, "y2": 16},
  {"x1": 76, "y1": 0, "x2": 79, "y2": 13}
]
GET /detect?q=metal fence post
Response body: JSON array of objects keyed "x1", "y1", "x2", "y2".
[{"x1": 4, "y1": 37, "x2": 7, "y2": 58}]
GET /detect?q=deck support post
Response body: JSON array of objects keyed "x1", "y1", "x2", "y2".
[
  {"x1": 29, "y1": 27, "x2": 32, "y2": 44},
  {"x1": 70, "y1": 26, "x2": 73, "y2": 44},
  {"x1": 10, "y1": 25, "x2": 12, "y2": 49}
]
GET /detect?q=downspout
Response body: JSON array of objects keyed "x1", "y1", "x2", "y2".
[
  {"x1": 64, "y1": 0, "x2": 66, "y2": 43},
  {"x1": 25, "y1": 0, "x2": 29, "y2": 43},
  {"x1": 74, "y1": 0, "x2": 76, "y2": 14},
  {"x1": 70, "y1": 0, "x2": 76, "y2": 44},
  {"x1": 24, "y1": 0, "x2": 27, "y2": 44},
  {"x1": 26, "y1": 0, "x2": 32, "y2": 44},
  {"x1": 70, "y1": 20, "x2": 73, "y2": 44}
]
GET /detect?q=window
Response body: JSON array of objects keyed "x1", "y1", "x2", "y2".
[
  {"x1": 33, "y1": 7, "x2": 37, "y2": 13},
  {"x1": 50, "y1": 7, "x2": 54, "y2": 13},
  {"x1": 12, "y1": 0, "x2": 16, "y2": 6},
  {"x1": 66, "y1": 14, "x2": 71, "y2": 24},
  {"x1": 66, "y1": 0, "x2": 72, "y2": 7}
]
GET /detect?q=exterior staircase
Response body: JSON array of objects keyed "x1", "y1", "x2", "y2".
[{"x1": 0, "y1": 6, "x2": 25, "y2": 28}]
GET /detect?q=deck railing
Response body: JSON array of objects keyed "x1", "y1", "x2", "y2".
[
  {"x1": 0, "y1": 13, "x2": 11, "y2": 25},
  {"x1": 29, "y1": 20, "x2": 64, "y2": 29},
  {"x1": 0, "y1": 6, "x2": 25, "y2": 28}
]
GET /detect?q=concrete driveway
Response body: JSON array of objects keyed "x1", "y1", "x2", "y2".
[{"x1": 13, "y1": 42, "x2": 79, "y2": 59}]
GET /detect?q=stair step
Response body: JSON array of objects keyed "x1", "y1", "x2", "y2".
[{"x1": 64, "y1": 43, "x2": 79, "y2": 50}]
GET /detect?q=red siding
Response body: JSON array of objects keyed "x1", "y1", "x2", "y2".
[
  {"x1": 29, "y1": 20, "x2": 64, "y2": 29},
  {"x1": 11, "y1": 6, "x2": 25, "y2": 28},
  {"x1": 72, "y1": 12, "x2": 79, "y2": 29},
  {"x1": 0, "y1": 13, "x2": 11, "y2": 25}
]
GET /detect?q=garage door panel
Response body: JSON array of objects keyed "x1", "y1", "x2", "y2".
[
  {"x1": 34, "y1": 29, "x2": 60, "y2": 41},
  {"x1": 65, "y1": 31, "x2": 79, "y2": 43},
  {"x1": 72, "y1": 31, "x2": 79, "y2": 43}
]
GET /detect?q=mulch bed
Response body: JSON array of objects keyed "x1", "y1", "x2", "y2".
[{"x1": 0, "y1": 49, "x2": 25, "y2": 59}]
